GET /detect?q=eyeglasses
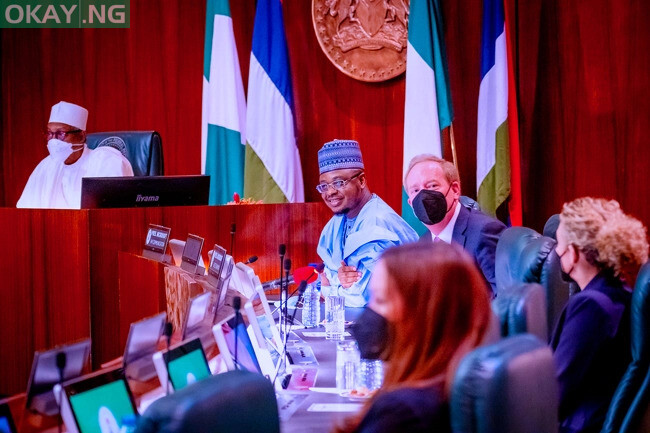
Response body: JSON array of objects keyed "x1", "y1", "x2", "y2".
[
  {"x1": 44, "y1": 129, "x2": 82, "y2": 140},
  {"x1": 316, "y1": 172, "x2": 363, "y2": 193}
]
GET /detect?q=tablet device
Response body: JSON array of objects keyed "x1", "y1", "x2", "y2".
[
  {"x1": 180, "y1": 234, "x2": 205, "y2": 275},
  {"x1": 56, "y1": 368, "x2": 137, "y2": 433},
  {"x1": 0, "y1": 401, "x2": 17, "y2": 433},
  {"x1": 215, "y1": 255, "x2": 235, "y2": 313},
  {"x1": 181, "y1": 292, "x2": 215, "y2": 349},
  {"x1": 123, "y1": 312, "x2": 166, "y2": 381},
  {"x1": 233, "y1": 262, "x2": 258, "y2": 298},
  {"x1": 25, "y1": 338, "x2": 92, "y2": 416},
  {"x1": 152, "y1": 338, "x2": 211, "y2": 393},
  {"x1": 212, "y1": 313, "x2": 275, "y2": 379},
  {"x1": 207, "y1": 245, "x2": 227, "y2": 287},
  {"x1": 244, "y1": 284, "x2": 283, "y2": 355}
]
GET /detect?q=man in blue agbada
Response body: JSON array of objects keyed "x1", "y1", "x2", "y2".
[{"x1": 316, "y1": 139, "x2": 418, "y2": 307}]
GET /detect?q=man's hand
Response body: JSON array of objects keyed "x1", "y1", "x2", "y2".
[{"x1": 338, "y1": 260, "x2": 362, "y2": 288}]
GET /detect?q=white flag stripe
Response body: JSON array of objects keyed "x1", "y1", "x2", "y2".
[
  {"x1": 246, "y1": 54, "x2": 304, "y2": 202},
  {"x1": 205, "y1": 14, "x2": 246, "y2": 135},
  {"x1": 476, "y1": 29, "x2": 508, "y2": 188},
  {"x1": 403, "y1": 40, "x2": 442, "y2": 176}
]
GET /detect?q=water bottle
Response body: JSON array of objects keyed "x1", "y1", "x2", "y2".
[{"x1": 302, "y1": 280, "x2": 321, "y2": 328}]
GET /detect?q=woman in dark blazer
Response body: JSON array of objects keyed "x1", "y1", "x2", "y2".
[
  {"x1": 337, "y1": 241, "x2": 493, "y2": 433},
  {"x1": 551, "y1": 197, "x2": 648, "y2": 433}
]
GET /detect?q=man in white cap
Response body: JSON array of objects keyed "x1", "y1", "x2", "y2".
[
  {"x1": 316, "y1": 139, "x2": 418, "y2": 307},
  {"x1": 17, "y1": 101, "x2": 133, "y2": 209}
]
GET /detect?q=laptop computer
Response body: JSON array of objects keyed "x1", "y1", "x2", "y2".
[
  {"x1": 0, "y1": 401, "x2": 17, "y2": 433},
  {"x1": 212, "y1": 313, "x2": 275, "y2": 380},
  {"x1": 25, "y1": 338, "x2": 92, "y2": 416},
  {"x1": 123, "y1": 312, "x2": 166, "y2": 382},
  {"x1": 55, "y1": 368, "x2": 137, "y2": 433},
  {"x1": 152, "y1": 338, "x2": 211, "y2": 393}
]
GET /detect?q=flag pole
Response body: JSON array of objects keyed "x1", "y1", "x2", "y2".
[{"x1": 450, "y1": 122, "x2": 459, "y2": 173}]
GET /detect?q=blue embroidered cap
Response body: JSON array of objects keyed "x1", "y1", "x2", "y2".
[{"x1": 318, "y1": 139, "x2": 365, "y2": 174}]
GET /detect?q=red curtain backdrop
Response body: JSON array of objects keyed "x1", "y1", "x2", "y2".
[{"x1": 2, "y1": 0, "x2": 649, "y2": 232}]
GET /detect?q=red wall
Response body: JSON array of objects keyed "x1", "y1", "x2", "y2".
[{"x1": 2, "y1": 0, "x2": 649, "y2": 232}]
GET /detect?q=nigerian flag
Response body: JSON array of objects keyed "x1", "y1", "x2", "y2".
[
  {"x1": 201, "y1": 0, "x2": 246, "y2": 205},
  {"x1": 402, "y1": 0, "x2": 453, "y2": 234},
  {"x1": 244, "y1": 0, "x2": 304, "y2": 203},
  {"x1": 476, "y1": 0, "x2": 510, "y2": 217}
]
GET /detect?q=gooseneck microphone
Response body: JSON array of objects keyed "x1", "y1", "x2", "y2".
[
  {"x1": 233, "y1": 296, "x2": 241, "y2": 370},
  {"x1": 283, "y1": 258, "x2": 292, "y2": 333},
  {"x1": 244, "y1": 255, "x2": 258, "y2": 265},
  {"x1": 229, "y1": 223, "x2": 236, "y2": 257},
  {"x1": 163, "y1": 322, "x2": 173, "y2": 395},
  {"x1": 56, "y1": 352, "x2": 67, "y2": 433}
]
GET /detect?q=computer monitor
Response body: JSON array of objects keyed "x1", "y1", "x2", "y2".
[
  {"x1": 80, "y1": 175, "x2": 210, "y2": 208},
  {"x1": 123, "y1": 312, "x2": 166, "y2": 381},
  {"x1": 152, "y1": 338, "x2": 211, "y2": 393},
  {"x1": 245, "y1": 284, "x2": 283, "y2": 354},
  {"x1": 25, "y1": 338, "x2": 92, "y2": 416},
  {"x1": 0, "y1": 401, "x2": 17, "y2": 433},
  {"x1": 212, "y1": 313, "x2": 275, "y2": 379},
  {"x1": 232, "y1": 263, "x2": 258, "y2": 298},
  {"x1": 56, "y1": 368, "x2": 137, "y2": 433}
]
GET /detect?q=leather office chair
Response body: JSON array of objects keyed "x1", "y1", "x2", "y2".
[
  {"x1": 136, "y1": 370, "x2": 280, "y2": 433},
  {"x1": 492, "y1": 282, "x2": 548, "y2": 341},
  {"x1": 495, "y1": 226, "x2": 571, "y2": 339},
  {"x1": 450, "y1": 334, "x2": 558, "y2": 433},
  {"x1": 460, "y1": 195, "x2": 481, "y2": 211},
  {"x1": 543, "y1": 214, "x2": 560, "y2": 240},
  {"x1": 86, "y1": 131, "x2": 164, "y2": 176},
  {"x1": 601, "y1": 262, "x2": 650, "y2": 433}
]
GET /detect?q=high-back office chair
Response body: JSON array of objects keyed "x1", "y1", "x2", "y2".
[
  {"x1": 495, "y1": 226, "x2": 571, "y2": 338},
  {"x1": 492, "y1": 283, "x2": 548, "y2": 341},
  {"x1": 460, "y1": 195, "x2": 481, "y2": 211},
  {"x1": 601, "y1": 262, "x2": 650, "y2": 433},
  {"x1": 450, "y1": 334, "x2": 558, "y2": 433},
  {"x1": 86, "y1": 131, "x2": 164, "y2": 177},
  {"x1": 135, "y1": 370, "x2": 279, "y2": 433}
]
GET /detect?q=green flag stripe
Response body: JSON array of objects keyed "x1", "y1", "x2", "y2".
[
  {"x1": 243, "y1": 144, "x2": 288, "y2": 203},
  {"x1": 477, "y1": 120, "x2": 511, "y2": 216},
  {"x1": 408, "y1": 0, "x2": 453, "y2": 128},
  {"x1": 206, "y1": 124, "x2": 244, "y2": 205}
]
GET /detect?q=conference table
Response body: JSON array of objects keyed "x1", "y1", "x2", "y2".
[{"x1": 280, "y1": 308, "x2": 367, "y2": 433}]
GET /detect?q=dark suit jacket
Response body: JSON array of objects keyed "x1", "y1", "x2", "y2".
[
  {"x1": 355, "y1": 384, "x2": 451, "y2": 433},
  {"x1": 419, "y1": 205, "x2": 506, "y2": 294},
  {"x1": 550, "y1": 272, "x2": 632, "y2": 433}
]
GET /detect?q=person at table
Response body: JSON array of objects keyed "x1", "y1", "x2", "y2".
[
  {"x1": 551, "y1": 197, "x2": 648, "y2": 433},
  {"x1": 404, "y1": 154, "x2": 506, "y2": 295},
  {"x1": 17, "y1": 101, "x2": 133, "y2": 209},
  {"x1": 316, "y1": 139, "x2": 418, "y2": 308},
  {"x1": 342, "y1": 241, "x2": 493, "y2": 433}
]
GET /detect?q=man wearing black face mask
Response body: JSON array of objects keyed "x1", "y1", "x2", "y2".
[{"x1": 404, "y1": 154, "x2": 505, "y2": 294}]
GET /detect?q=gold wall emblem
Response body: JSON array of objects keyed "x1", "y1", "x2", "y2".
[{"x1": 312, "y1": 0, "x2": 410, "y2": 82}]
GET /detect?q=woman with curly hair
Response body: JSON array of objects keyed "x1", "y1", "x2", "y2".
[
  {"x1": 338, "y1": 241, "x2": 493, "y2": 433},
  {"x1": 551, "y1": 197, "x2": 649, "y2": 433}
]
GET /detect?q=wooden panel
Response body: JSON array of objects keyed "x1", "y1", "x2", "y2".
[
  {"x1": 117, "y1": 252, "x2": 167, "y2": 350},
  {"x1": 0, "y1": 209, "x2": 90, "y2": 396},
  {"x1": 88, "y1": 203, "x2": 331, "y2": 366}
]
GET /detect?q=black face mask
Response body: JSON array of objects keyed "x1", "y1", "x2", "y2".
[
  {"x1": 351, "y1": 307, "x2": 389, "y2": 360},
  {"x1": 412, "y1": 186, "x2": 453, "y2": 225}
]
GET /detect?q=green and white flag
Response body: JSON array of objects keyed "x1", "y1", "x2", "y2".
[
  {"x1": 202, "y1": 0, "x2": 246, "y2": 205},
  {"x1": 402, "y1": 0, "x2": 453, "y2": 233}
]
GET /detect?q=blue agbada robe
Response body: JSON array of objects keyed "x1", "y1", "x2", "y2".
[{"x1": 317, "y1": 194, "x2": 418, "y2": 307}]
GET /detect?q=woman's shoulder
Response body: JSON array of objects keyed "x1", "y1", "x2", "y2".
[{"x1": 357, "y1": 385, "x2": 450, "y2": 433}]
